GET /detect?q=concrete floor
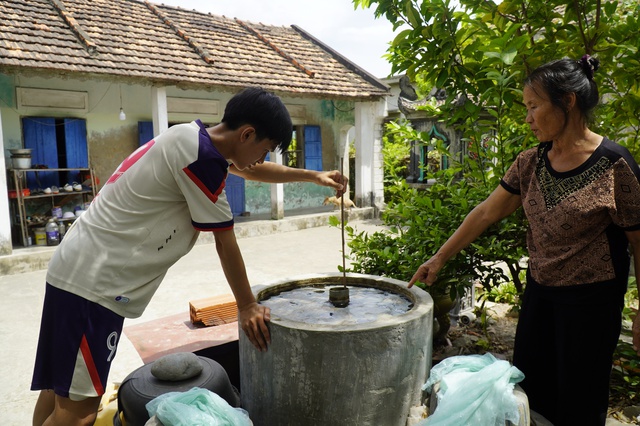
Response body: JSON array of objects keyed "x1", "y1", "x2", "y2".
[{"x1": 1, "y1": 210, "x2": 383, "y2": 425}]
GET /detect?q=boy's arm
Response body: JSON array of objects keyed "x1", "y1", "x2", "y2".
[
  {"x1": 229, "y1": 162, "x2": 346, "y2": 196},
  {"x1": 213, "y1": 228, "x2": 270, "y2": 352}
]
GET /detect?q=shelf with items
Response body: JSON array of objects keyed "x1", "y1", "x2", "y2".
[{"x1": 8, "y1": 168, "x2": 97, "y2": 247}]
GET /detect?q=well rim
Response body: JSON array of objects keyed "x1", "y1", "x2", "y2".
[{"x1": 253, "y1": 272, "x2": 433, "y2": 332}]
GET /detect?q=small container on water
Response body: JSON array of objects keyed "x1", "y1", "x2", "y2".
[{"x1": 329, "y1": 286, "x2": 350, "y2": 308}]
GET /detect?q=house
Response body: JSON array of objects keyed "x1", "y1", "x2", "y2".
[
  {"x1": 0, "y1": 0, "x2": 390, "y2": 256},
  {"x1": 382, "y1": 75, "x2": 464, "y2": 186}
]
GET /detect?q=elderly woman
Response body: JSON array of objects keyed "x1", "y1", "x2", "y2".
[{"x1": 409, "y1": 56, "x2": 640, "y2": 426}]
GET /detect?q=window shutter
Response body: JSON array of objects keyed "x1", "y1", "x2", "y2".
[
  {"x1": 138, "y1": 121, "x2": 155, "y2": 146},
  {"x1": 225, "y1": 173, "x2": 245, "y2": 217},
  {"x1": 304, "y1": 125, "x2": 322, "y2": 171},
  {"x1": 63, "y1": 118, "x2": 89, "y2": 184},
  {"x1": 23, "y1": 117, "x2": 59, "y2": 188},
  {"x1": 64, "y1": 119, "x2": 88, "y2": 168}
]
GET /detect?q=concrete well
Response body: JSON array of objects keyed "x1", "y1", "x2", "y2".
[{"x1": 239, "y1": 273, "x2": 434, "y2": 426}]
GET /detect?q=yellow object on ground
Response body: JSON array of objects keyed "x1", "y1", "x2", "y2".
[{"x1": 95, "y1": 382, "x2": 123, "y2": 426}]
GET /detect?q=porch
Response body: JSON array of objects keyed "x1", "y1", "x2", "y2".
[{"x1": 0, "y1": 205, "x2": 376, "y2": 276}]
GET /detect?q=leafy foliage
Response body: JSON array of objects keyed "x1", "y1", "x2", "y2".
[
  {"x1": 344, "y1": 162, "x2": 527, "y2": 299},
  {"x1": 381, "y1": 126, "x2": 411, "y2": 200},
  {"x1": 350, "y1": 1, "x2": 640, "y2": 410},
  {"x1": 483, "y1": 281, "x2": 520, "y2": 306},
  {"x1": 355, "y1": 0, "x2": 640, "y2": 155},
  {"x1": 348, "y1": 0, "x2": 640, "y2": 302}
]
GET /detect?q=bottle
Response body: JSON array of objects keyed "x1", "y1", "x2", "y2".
[
  {"x1": 45, "y1": 218, "x2": 60, "y2": 246},
  {"x1": 59, "y1": 221, "x2": 66, "y2": 241},
  {"x1": 52, "y1": 206, "x2": 62, "y2": 219}
]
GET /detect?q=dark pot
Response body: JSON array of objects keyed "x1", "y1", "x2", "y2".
[{"x1": 116, "y1": 355, "x2": 239, "y2": 426}]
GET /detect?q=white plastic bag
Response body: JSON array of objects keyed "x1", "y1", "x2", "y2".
[
  {"x1": 146, "y1": 387, "x2": 251, "y2": 426},
  {"x1": 420, "y1": 353, "x2": 525, "y2": 426}
]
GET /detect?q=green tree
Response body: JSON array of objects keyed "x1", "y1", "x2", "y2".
[
  {"x1": 356, "y1": 0, "x2": 640, "y2": 155},
  {"x1": 346, "y1": 0, "x2": 640, "y2": 299}
]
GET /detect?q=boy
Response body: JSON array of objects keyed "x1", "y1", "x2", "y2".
[{"x1": 31, "y1": 87, "x2": 347, "y2": 426}]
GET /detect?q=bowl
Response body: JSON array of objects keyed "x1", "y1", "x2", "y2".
[
  {"x1": 12, "y1": 157, "x2": 31, "y2": 169},
  {"x1": 63, "y1": 211, "x2": 76, "y2": 219}
]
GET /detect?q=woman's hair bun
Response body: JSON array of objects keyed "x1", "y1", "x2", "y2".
[{"x1": 579, "y1": 55, "x2": 599, "y2": 80}]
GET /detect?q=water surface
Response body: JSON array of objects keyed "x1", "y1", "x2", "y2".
[{"x1": 261, "y1": 285, "x2": 413, "y2": 325}]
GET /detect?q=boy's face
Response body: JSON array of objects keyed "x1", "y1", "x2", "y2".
[{"x1": 234, "y1": 128, "x2": 278, "y2": 171}]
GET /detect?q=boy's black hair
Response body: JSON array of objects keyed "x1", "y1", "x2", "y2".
[
  {"x1": 221, "y1": 87, "x2": 293, "y2": 153},
  {"x1": 524, "y1": 56, "x2": 600, "y2": 125}
]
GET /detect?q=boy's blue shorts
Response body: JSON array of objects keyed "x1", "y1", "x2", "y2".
[{"x1": 31, "y1": 283, "x2": 124, "y2": 401}]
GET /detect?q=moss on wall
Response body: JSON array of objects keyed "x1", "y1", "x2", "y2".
[
  {"x1": 88, "y1": 124, "x2": 138, "y2": 189},
  {"x1": 0, "y1": 74, "x2": 15, "y2": 107},
  {"x1": 244, "y1": 181, "x2": 336, "y2": 215},
  {"x1": 284, "y1": 182, "x2": 335, "y2": 210}
]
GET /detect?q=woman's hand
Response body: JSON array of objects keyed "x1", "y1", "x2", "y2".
[{"x1": 408, "y1": 258, "x2": 442, "y2": 288}]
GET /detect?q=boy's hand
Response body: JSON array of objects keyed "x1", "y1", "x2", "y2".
[
  {"x1": 239, "y1": 302, "x2": 271, "y2": 352},
  {"x1": 316, "y1": 170, "x2": 348, "y2": 197}
]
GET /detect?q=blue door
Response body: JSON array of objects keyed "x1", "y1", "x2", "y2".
[
  {"x1": 226, "y1": 173, "x2": 245, "y2": 217},
  {"x1": 138, "y1": 121, "x2": 154, "y2": 146},
  {"x1": 304, "y1": 125, "x2": 322, "y2": 171},
  {"x1": 23, "y1": 117, "x2": 59, "y2": 189}
]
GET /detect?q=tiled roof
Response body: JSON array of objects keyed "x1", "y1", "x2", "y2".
[{"x1": 0, "y1": 0, "x2": 389, "y2": 99}]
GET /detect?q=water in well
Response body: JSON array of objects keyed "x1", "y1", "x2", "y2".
[{"x1": 260, "y1": 284, "x2": 413, "y2": 325}]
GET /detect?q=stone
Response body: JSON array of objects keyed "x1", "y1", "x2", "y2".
[
  {"x1": 452, "y1": 334, "x2": 478, "y2": 348},
  {"x1": 622, "y1": 405, "x2": 640, "y2": 423},
  {"x1": 150, "y1": 352, "x2": 203, "y2": 382},
  {"x1": 144, "y1": 416, "x2": 164, "y2": 426}
]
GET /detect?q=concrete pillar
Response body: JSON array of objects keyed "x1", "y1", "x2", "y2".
[
  {"x1": 270, "y1": 151, "x2": 284, "y2": 220},
  {"x1": 354, "y1": 99, "x2": 386, "y2": 209},
  {"x1": 151, "y1": 86, "x2": 168, "y2": 136},
  {"x1": 338, "y1": 126, "x2": 352, "y2": 198},
  {"x1": 0, "y1": 108, "x2": 12, "y2": 255}
]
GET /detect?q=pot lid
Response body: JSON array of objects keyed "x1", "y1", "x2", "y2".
[{"x1": 9, "y1": 148, "x2": 32, "y2": 155}]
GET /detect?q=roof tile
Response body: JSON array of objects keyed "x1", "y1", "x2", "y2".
[{"x1": 0, "y1": 0, "x2": 388, "y2": 98}]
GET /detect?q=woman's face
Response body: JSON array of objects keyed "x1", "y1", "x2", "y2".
[{"x1": 523, "y1": 84, "x2": 566, "y2": 142}]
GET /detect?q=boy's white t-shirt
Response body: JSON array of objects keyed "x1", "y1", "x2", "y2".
[{"x1": 46, "y1": 120, "x2": 233, "y2": 318}]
